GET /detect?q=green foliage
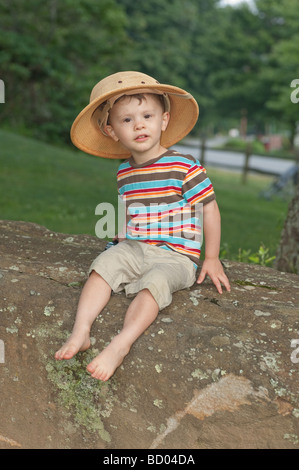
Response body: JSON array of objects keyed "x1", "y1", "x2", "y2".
[
  {"x1": 255, "y1": 0, "x2": 299, "y2": 144},
  {"x1": 220, "y1": 243, "x2": 276, "y2": 267},
  {"x1": 116, "y1": 0, "x2": 219, "y2": 105},
  {"x1": 237, "y1": 243, "x2": 276, "y2": 267},
  {"x1": 1, "y1": 0, "x2": 298, "y2": 145},
  {"x1": 0, "y1": 0, "x2": 128, "y2": 143},
  {"x1": 238, "y1": 243, "x2": 276, "y2": 266}
]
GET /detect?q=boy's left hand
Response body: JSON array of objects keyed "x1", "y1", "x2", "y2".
[{"x1": 197, "y1": 258, "x2": 231, "y2": 294}]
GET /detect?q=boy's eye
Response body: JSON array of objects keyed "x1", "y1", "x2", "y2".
[
  {"x1": 144, "y1": 114, "x2": 152, "y2": 119},
  {"x1": 123, "y1": 117, "x2": 131, "y2": 123}
]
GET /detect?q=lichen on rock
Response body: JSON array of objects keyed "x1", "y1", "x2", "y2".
[{"x1": 45, "y1": 351, "x2": 114, "y2": 442}]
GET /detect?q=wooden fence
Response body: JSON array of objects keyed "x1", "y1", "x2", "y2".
[{"x1": 186, "y1": 138, "x2": 299, "y2": 184}]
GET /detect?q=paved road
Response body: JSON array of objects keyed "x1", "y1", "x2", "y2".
[{"x1": 173, "y1": 140, "x2": 296, "y2": 176}]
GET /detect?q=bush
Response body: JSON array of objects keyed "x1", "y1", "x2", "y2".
[{"x1": 222, "y1": 138, "x2": 265, "y2": 154}]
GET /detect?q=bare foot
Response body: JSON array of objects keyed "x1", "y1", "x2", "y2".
[
  {"x1": 55, "y1": 329, "x2": 90, "y2": 360},
  {"x1": 86, "y1": 337, "x2": 130, "y2": 381}
]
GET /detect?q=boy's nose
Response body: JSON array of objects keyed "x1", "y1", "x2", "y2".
[{"x1": 134, "y1": 119, "x2": 145, "y2": 130}]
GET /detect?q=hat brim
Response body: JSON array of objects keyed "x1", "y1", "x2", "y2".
[{"x1": 71, "y1": 83, "x2": 199, "y2": 159}]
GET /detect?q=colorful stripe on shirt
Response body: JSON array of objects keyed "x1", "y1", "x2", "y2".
[{"x1": 117, "y1": 150, "x2": 215, "y2": 266}]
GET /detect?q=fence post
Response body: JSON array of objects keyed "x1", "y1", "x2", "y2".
[
  {"x1": 200, "y1": 134, "x2": 206, "y2": 166},
  {"x1": 242, "y1": 142, "x2": 252, "y2": 184}
]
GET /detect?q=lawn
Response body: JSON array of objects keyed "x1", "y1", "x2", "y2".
[
  {"x1": 0, "y1": 129, "x2": 290, "y2": 263},
  {"x1": 209, "y1": 169, "x2": 289, "y2": 261},
  {"x1": 0, "y1": 129, "x2": 120, "y2": 235}
]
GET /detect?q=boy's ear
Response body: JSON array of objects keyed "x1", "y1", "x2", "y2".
[
  {"x1": 104, "y1": 125, "x2": 119, "y2": 142},
  {"x1": 162, "y1": 112, "x2": 170, "y2": 132}
]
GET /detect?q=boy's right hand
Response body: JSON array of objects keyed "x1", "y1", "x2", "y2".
[{"x1": 197, "y1": 258, "x2": 231, "y2": 294}]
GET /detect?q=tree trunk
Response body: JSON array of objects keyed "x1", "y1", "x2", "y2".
[{"x1": 275, "y1": 180, "x2": 299, "y2": 274}]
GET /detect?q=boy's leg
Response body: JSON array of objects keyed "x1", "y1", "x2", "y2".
[
  {"x1": 87, "y1": 288, "x2": 159, "y2": 381},
  {"x1": 55, "y1": 271, "x2": 112, "y2": 360}
]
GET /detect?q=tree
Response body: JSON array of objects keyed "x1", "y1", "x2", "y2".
[
  {"x1": 275, "y1": 180, "x2": 299, "y2": 274},
  {"x1": 1, "y1": 0, "x2": 298, "y2": 146},
  {"x1": 197, "y1": 0, "x2": 299, "y2": 139},
  {"x1": 198, "y1": 3, "x2": 272, "y2": 133},
  {"x1": 0, "y1": 0, "x2": 128, "y2": 143},
  {"x1": 256, "y1": 0, "x2": 299, "y2": 148},
  {"x1": 115, "y1": 0, "x2": 222, "y2": 135}
]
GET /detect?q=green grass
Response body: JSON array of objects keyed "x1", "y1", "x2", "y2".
[
  {"x1": 0, "y1": 129, "x2": 120, "y2": 235},
  {"x1": 209, "y1": 170, "x2": 289, "y2": 261},
  {"x1": 0, "y1": 129, "x2": 290, "y2": 262}
]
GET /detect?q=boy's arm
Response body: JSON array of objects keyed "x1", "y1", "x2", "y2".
[{"x1": 197, "y1": 200, "x2": 231, "y2": 294}]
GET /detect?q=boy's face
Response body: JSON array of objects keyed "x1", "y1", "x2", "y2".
[{"x1": 104, "y1": 94, "x2": 170, "y2": 163}]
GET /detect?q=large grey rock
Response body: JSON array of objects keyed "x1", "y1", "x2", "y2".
[{"x1": 0, "y1": 220, "x2": 299, "y2": 449}]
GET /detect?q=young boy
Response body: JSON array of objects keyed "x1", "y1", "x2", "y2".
[{"x1": 55, "y1": 71, "x2": 230, "y2": 381}]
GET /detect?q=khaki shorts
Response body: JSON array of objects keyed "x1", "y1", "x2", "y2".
[{"x1": 89, "y1": 240, "x2": 196, "y2": 310}]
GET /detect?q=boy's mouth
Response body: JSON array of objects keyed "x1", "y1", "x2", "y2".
[{"x1": 135, "y1": 134, "x2": 149, "y2": 142}]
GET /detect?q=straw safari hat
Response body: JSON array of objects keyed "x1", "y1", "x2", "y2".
[{"x1": 71, "y1": 71, "x2": 199, "y2": 159}]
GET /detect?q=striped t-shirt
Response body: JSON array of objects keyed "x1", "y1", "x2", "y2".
[{"x1": 117, "y1": 149, "x2": 215, "y2": 266}]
